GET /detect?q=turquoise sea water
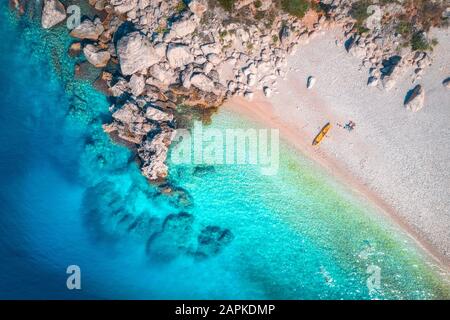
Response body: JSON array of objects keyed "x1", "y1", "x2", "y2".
[{"x1": 0, "y1": 5, "x2": 449, "y2": 299}]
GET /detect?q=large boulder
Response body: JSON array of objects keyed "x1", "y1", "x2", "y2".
[
  {"x1": 117, "y1": 32, "x2": 162, "y2": 75},
  {"x1": 404, "y1": 85, "x2": 425, "y2": 112},
  {"x1": 41, "y1": 0, "x2": 66, "y2": 29},
  {"x1": 166, "y1": 13, "x2": 199, "y2": 40},
  {"x1": 145, "y1": 106, "x2": 174, "y2": 122},
  {"x1": 166, "y1": 44, "x2": 194, "y2": 69},
  {"x1": 83, "y1": 44, "x2": 110, "y2": 68},
  {"x1": 128, "y1": 74, "x2": 145, "y2": 96},
  {"x1": 110, "y1": 0, "x2": 138, "y2": 14},
  {"x1": 70, "y1": 18, "x2": 104, "y2": 40},
  {"x1": 108, "y1": 102, "x2": 154, "y2": 143},
  {"x1": 190, "y1": 73, "x2": 215, "y2": 93},
  {"x1": 188, "y1": 0, "x2": 208, "y2": 17}
]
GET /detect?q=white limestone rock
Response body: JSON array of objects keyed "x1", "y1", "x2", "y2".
[
  {"x1": 70, "y1": 18, "x2": 104, "y2": 40},
  {"x1": 41, "y1": 0, "x2": 66, "y2": 29},
  {"x1": 166, "y1": 13, "x2": 199, "y2": 40},
  {"x1": 110, "y1": 0, "x2": 138, "y2": 14},
  {"x1": 188, "y1": 0, "x2": 208, "y2": 17},
  {"x1": 129, "y1": 74, "x2": 145, "y2": 96},
  {"x1": 145, "y1": 106, "x2": 173, "y2": 122},
  {"x1": 404, "y1": 85, "x2": 425, "y2": 112},
  {"x1": 166, "y1": 44, "x2": 194, "y2": 69},
  {"x1": 190, "y1": 73, "x2": 215, "y2": 93},
  {"x1": 83, "y1": 44, "x2": 110, "y2": 68},
  {"x1": 117, "y1": 32, "x2": 162, "y2": 75}
]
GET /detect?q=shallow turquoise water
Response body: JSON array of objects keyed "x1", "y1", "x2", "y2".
[{"x1": 0, "y1": 4, "x2": 448, "y2": 299}]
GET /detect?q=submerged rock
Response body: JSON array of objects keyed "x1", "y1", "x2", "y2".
[
  {"x1": 41, "y1": 0, "x2": 66, "y2": 29},
  {"x1": 195, "y1": 226, "x2": 234, "y2": 259},
  {"x1": 146, "y1": 212, "x2": 194, "y2": 261},
  {"x1": 68, "y1": 42, "x2": 82, "y2": 57}
]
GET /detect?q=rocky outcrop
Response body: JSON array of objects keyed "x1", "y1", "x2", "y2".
[
  {"x1": 70, "y1": 18, "x2": 104, "y2": 40},
  {"x1": 404, "y1": 85, "x2": 425, "y2": 112},
  {"x1": 83, "y1": 44, "x2": 110, "y2": 68},
  {"x1": 58, "y1": 0, "x2": 444, "y2": 183},
  {"x1": 105, "y1": 101, "x2": 155, "y2": 144},
  {"x1": 146, "y1": 212, "x2": 194, "y2": 261},
  {"x1": 41, "y1": 0, "x2": 66, "y2": 29},
  {"x1": 117, "y1": 32, "x2": 162, "y2": 75},
  {"x1": 138, "y1": 127, "x2": 175, "y2": 181}
]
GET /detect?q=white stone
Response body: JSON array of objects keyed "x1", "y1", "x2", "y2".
[
  {"x1": 404, "y1": 85, "x2": 425, "y2": 112},
  {"x1": 110, "y1": 0, "x2": 138, "y2": 14},
  {"x1": 189, "y1": 0, "x2": 208, "y2": 17},
  {"x1": 166, "y1": 13, "x2": 199, "y2": 40},
  {"x1": 307, "y1": 76, "x2": 316, "y2": 89},
  {"x1": 167, "y1": 44, "x2": 194, "y2": 69},
  {"x1": 129, "y1": 74, "x2": 145, "y2": 96},
  {"x1": 190, "y1": 73, "x2": 215, "y2": 93},
  {"x1": 70, "y1": 18, "x2": 104, "y2": 40},
  {"x1": 41, "y1": 0, "x2": 66, "y2": 29},
  {"x1": 117, "y1": 32, "x2": 162, "y2": 75},
  {"x1": 83, "y1": 44, "x2": 110, "y2": 68}
]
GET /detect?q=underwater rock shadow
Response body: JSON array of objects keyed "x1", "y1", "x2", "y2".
[
  {"x1": 146, "y1": 212, "x2": 235, "y2": 263},
  {"x1": 80, "y1": 180, "x2": 162, "y2": 244}
]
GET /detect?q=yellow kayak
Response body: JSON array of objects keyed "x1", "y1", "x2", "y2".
[{"x1": 312, "y1": 123, "x2": 331, "y2": 146}]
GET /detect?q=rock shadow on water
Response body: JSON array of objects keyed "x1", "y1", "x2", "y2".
[
  {"x1": 81, "y1": 181, "x2": 161, "y2": 243},
  {"x1": 194, "y1": 226, "x2": 234, "y2": 260},
  {"x1": 146, "y1": 212, "x2": 195, "y2": 263}
]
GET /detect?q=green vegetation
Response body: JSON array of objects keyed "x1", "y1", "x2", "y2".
[
  {"x1": 410, "y1": 32, "x2": 431, "y2": 51},
  {"x1": 272, "y1": 34, "x2": 279, "y2": 44},
  {"x1": 175, "y1": 1, "x2": 187, "y2": 13},
  {"x1": 350, "y1": 0, "x2": 372, "y2": 34},
  {"x1": 396, "y1": 20, "x2": 413, "y2": 38},
  {"x1": 254, "y1": 10, "x2": 265, "y2": 20},
  {"x1": 280, "y1": 0, "x2": 311, "y2": 18},
  {"x1": 217, "y1": 0, "x2": 235, "y2": 12}
]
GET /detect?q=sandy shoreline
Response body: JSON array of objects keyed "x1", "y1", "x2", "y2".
[{"x1": 224, "y1": 28, "x2": 450, "y2": 270}]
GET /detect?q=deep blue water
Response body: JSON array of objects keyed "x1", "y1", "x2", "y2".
[{"x1": 0, "y1": 4, "x2": 449, "y2": 299}]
